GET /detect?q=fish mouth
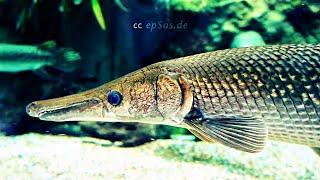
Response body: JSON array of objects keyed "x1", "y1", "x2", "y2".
[
  {"x1": 38, "y1": 100, "x2": 97, "y2": 120},
  {"x1": 26, "y1": 99, "x2": 104, "y2": 122}
]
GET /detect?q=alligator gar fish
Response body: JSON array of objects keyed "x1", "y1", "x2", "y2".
[
  {"x1": 0, "y1": 41, "x2": 81, "y2": 73},
  {"x1": 26, "y1": 44, "x2": 320, "y2": 154}
]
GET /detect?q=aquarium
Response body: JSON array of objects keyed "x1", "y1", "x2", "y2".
[{"x1": 0, "y1": 0, "x2": 319, "y2": 179}]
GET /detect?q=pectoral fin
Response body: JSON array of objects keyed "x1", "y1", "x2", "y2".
[
  {"x1": 312, "y1": 147, "x2": 320, "y2": 157},
  {"x1": 188, "y1": 129, "x2": 215, "y2": 143},
  {"x1": 185, "y1": 109, "x2": 267, "y2": 153}
]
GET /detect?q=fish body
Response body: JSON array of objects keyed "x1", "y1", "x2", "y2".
[
  {"x1": 0, "y1": 41, "x2": 81, "y2": 73},
  {"x1": 26, "y1": 44, "x2": 320, "y2": 153}
]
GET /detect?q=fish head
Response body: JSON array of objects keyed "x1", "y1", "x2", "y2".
[{"x1": 26, "y1": 64, "x2": 193, "y2": 126}]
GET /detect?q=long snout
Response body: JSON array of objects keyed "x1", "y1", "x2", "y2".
[{"x1": 26, "y1": 91, "x2": 105, "y2": 122}]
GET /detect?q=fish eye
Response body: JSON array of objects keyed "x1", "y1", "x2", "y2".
[{"x1": 107, "y1": 90, "x2": 122, "y2": 106}]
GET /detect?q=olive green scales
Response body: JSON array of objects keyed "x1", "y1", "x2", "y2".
[{"x1": 26, "y1": 44, "x2": 320, "y2": 154}]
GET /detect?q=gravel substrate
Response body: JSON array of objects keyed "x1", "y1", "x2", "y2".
[{"x1": 0, "y1": 133, "x2": 319, "y2": 180}]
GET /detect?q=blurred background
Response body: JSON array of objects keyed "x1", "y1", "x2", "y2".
[{"x1": 0, "y1": 0, "x2": 320, "y2": 179}]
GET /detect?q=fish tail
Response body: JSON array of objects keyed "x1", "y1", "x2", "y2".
[
  {"x1": 52, "y1": 47, "x2": 81, "y2": 72},
  {"x1": 55, "y1": 47, "x2": 81, "y2": 63}
]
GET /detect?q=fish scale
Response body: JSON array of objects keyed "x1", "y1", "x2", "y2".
[{"x1": 173, "y1": 44, "x2": 320, "y2": 147}]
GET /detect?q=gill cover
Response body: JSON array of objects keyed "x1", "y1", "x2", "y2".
[{"x1": 156, "y1": 74, "x2": 193, "y2": 123}]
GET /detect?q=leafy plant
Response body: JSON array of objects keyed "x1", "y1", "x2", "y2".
[
  {"x1": 91, "y1": 0, "x2": 106, "y2": 30},
  {"x1": 14, "y1": 0, "x2": 128, "y2": 31}
]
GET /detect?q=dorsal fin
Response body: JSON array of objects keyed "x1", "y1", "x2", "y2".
[{"x1": 37, "y1": 40, "x2": 57, "y2": 51}]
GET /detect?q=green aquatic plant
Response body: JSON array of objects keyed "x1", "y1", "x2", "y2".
[
  {"x1": 91, "y1": 0, "x2": 106, "y2": 30},
  {"x1": 59, "y1": 0, "x2": 107, "y2": 30},
  {"x1": 163, "y1": 0, "x2": 245, "y2": 12},
  {"x1": 90, "y1": 0, "x2": 128, "y2": 30},
  {"x1": 114, "y1": 0, "x2": 128, "y2": 12},
  {"x1": 14, "y1": 0, "x2": 128, "y2": 31},
  {"x1": 165, "y1": 0, "x2": 308, "y2": 13}
]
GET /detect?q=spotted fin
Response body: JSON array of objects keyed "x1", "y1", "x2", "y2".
[{"x1": 185, "y1": 109, "x2": 267, "y2": 153}]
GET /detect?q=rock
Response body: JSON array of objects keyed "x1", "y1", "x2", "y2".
[
  {"x1": 231, "y1": 31, "x2": 266, "y2": 48},
  {"x1": 0, "y1": 133, "x2": 319, "y2": 179}
]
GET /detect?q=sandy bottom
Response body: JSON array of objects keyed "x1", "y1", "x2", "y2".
[{"x1": 0, "y1": 133, "x2": 319, "y2": 180}]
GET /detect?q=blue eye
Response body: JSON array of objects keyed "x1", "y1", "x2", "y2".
[{"x1": 107, "y1": 91, "x2": 122, "y2": 106}]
